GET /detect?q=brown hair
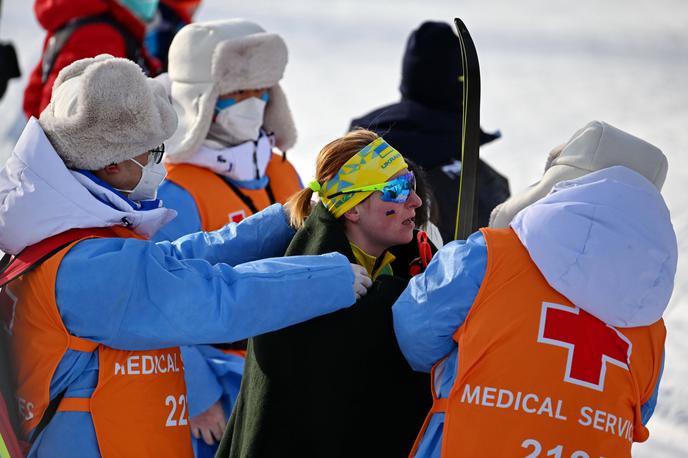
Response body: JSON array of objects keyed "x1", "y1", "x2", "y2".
[
  {"x1": 404, "y1": 159, "x2": 439, "y2": 228},
  {"x1": 287, "y1": 129, "x2": 379, "y2": 229}
]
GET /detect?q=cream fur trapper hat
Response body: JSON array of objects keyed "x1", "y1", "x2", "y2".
[
  {"x1": 489, "y1": 120, "x2": 668, "y2": 228},
  {"x1": 164, "y1": 19, "x2": 297, "y2": 163},
  {"x1": 39, "y1": 54, "x2": 178, "y2": 171}
]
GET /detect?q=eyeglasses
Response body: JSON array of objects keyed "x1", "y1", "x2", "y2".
[
  {"x1": 147, "y1": 143, "x2": 165, "y2": 164},
  {"x1": 327, "y1": 172, "x2": 416, "y2": 203}
]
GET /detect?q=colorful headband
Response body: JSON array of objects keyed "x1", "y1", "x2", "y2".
[{"x1": 317, "y1": 137, "x2": 408, "y2": 218}]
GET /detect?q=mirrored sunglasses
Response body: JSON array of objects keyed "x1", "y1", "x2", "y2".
[{"x1": 327, "y1": 172, "x2": 416, "y2": 203}]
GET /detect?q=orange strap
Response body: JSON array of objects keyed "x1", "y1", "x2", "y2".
[
  {"x1": 408, "y1": 397, "x2": 449, "y2": 457},
  {"x1": 68, "y1": 336, "x2": 99, "y2": 352},
  {"x1": 222, "y1": 348, "x2": 247, "y2": 358},
  {"x1": 430, "y1": 398, "x2": 448, "y2": 413},
  {"x1": 58, "y1": 397, "x2": 90, "y2": 412},
  {"x1": 0, "y1": 228, "x2": 116, "y2": 288},
  {"x1": 108, "y1": 225, "x2": 146, "y2": 240}
]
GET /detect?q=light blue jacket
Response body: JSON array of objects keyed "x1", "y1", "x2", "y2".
[
  {"x1": 394, "y1": 167, "x2": 676, "y2": 457},
  {"x1": 0, "y1": 120, "x2": 356, "y2": 457},
  {"x1": 24, "y1": 205, "x2": 355, "y2": 457},
  {"x1": 33, "y1": 204, "x2": 355, "y2": 457},
  {"x1": 156, "y1": 180, "x2": 203, "y2": 241},
  {"x1": 155, "y1": 174, "x2": 293, "y2": 458},
  {"x1": 155, "y1": 157, "x2": 293, "y2": 242}
]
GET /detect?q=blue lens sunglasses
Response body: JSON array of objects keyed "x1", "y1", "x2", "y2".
[{"x1": 326, "y1": 172, "x2": 416, "y2": 203}]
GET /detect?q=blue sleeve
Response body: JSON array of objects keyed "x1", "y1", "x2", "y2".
[
  {"x1": 56, "y1": 238, "x2": 355, "y2": 350},
  {"x1": 157, "y1": 203, "x2": 296, "y2": 266},
  {"x1": 154, "y1": 180, "x2": 202, "y2": 241},
  {"x1": 180, "y1": 346, "x2": 223, "y2": 418},
  {"x1": 393, "y1": 231, "x2": 487, "y2": 372},
  {"x1": 641, "y1": 352, "x2": 665, "y2": 425}
]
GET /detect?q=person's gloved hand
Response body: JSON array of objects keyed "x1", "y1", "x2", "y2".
[
  {"x1": 351, "y1": 263, "x2": 372, "y2": 300},
  {"x1": 190, "y1": 400, "x2": 226, "y2": 446}
]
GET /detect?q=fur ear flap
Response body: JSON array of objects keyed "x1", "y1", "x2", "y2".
[
  {"x1": 544, "y1": 143, "x2": 566, "y2": 172},
  {"x1": 164, "y1": 83, "x2": 218, "y2": 163},
  {"x1": 264, "y1": 84, "x2": 297, "y2": 151},
  {"x1": 488, "y1": 202, "x2": 505, "y2": 228}
]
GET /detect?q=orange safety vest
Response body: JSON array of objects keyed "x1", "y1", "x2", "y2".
[
  {"x1": 6, "y1": 228, "x2": 193, "y2": 457},
  {"x1": 411, "y1": 227, "x2": 665, "y2": 458},
  {"x1": 165, "y1": 153, "x2": 301, "y2": 231}
]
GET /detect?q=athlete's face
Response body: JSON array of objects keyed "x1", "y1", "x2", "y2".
[{"x1": 343, "y1": 169, "x2": 422, "y2": 257}]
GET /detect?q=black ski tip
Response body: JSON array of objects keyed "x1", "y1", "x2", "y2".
[{"x1": 453, "y1": 17, "x2": 468, "y2": 34}]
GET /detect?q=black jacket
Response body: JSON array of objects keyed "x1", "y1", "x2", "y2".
[{"x1": 219, "y1": 203, "x2": 431, "y2": 458}]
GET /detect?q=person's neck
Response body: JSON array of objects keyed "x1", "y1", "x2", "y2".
[{"x1": 344, "y1": 227, "x2": 385, "y2": 258}]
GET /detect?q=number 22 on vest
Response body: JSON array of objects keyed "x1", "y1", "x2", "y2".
[{"x1": 165, "y1": 394, "x2": 189, "y2": 427}]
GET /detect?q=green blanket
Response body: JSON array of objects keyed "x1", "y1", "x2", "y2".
[{"x1": 218, "y1": 203, "x2": 431, "y2": 458}]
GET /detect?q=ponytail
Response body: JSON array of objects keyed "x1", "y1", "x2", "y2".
[{"x1": 286, "y1": 188, "x2": 314, "y2": 230}]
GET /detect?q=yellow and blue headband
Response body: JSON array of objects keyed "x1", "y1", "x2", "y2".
[{"x1": 308, "y1": 137, "x2": 408, "y2": 218}]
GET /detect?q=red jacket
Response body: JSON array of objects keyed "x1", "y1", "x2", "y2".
[
  {"x1": 161, "y1": 0, "x2": 201, "y2": 23},
  {"x1": 23, "y1": 0, "x2": 161, "y2": 119}
]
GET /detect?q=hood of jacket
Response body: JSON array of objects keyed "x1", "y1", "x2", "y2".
[
  {"x1": 0, "y1": 118, "x2": 176, "y2": 254},
  {"x1": 511, "y1": 166, "x2": 677, "y2": 327},
  {"x1": 35, "y1": 0, "x2": 145, "y2": 38}
]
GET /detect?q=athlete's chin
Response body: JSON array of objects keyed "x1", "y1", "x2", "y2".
[{"x1": 394, "y1": 226, "x2": 415, "y2": 245}]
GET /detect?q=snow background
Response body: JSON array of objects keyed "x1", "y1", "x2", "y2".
[{"x1": 1, "y1": 0, "x2": 686, "y2": 454}]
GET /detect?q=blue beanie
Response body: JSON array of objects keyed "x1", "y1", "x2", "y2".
[{"x1": 400, "y1": 21, "x2": 463, "y2": 112}]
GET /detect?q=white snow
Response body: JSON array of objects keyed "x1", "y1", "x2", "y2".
[{"x1": 1, "y1": 0, "x2": 686, "y2": 454}]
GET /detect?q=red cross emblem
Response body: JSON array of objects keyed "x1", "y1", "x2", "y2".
[
  {"x1": 537, "y1": 302, "x2": 632, "y2": 391},
  {"x1": 228, "y1": 210, "x2": 246, "y2": 224},
  {"x1": 0, "y1": 285, "x2": 18, "y2": 335}
]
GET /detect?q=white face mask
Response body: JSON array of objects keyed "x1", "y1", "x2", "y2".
[
  {"x1": 210, "y1": 97, "x2": 267, "y2": 145},
  {"x1": 116, "y1": 156, "x2": 167, "y2": 201}
]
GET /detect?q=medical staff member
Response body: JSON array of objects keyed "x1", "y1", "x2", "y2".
[
  {"x1": 394, "y1": 121, "x2": 676, "y2": 457},
  {"x1": 158, "y1": 18, "x2": 302, "y2": 239},
  {"x1": 0, "y1": 54, "x2": 370, "y2": 458},
  {"x1": 153, "y1": 19, "x2": 306, "y2": 455}
]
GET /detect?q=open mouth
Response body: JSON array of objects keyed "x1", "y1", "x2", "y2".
[{"x1": 402, "y1": 216, "x2": 415, "y2": 226}]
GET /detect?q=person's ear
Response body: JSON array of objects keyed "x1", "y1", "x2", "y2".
[{"x1": 342, "y1": 206, "x2": 360, "y2": 223}]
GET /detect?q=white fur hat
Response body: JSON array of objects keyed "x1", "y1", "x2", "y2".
[
  {"x1": 489, "y1": 120, "x2": 668, "y2": 228},
  {"x1": 165, "y1": 19, "x2": 297, "y2": 163},
  {"x1": 39, "y1": 54, "x2": 178, "y2": 171}
]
